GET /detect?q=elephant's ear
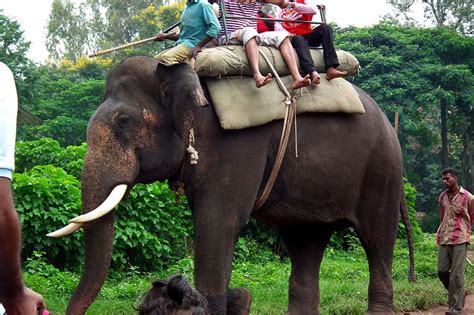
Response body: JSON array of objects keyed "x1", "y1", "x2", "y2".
[{"x1": 155, "y1": 63, "x2": 208, "y2": 107}]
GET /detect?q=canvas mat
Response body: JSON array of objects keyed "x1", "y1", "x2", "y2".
[
  {"x1": 205, "y1": 74, "x2": 365, "y2": 130},
  {"x1": 195, "y1": 46, "x2": 360, "y2": 78}
]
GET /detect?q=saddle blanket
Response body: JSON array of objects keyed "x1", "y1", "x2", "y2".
[
  {"x1": 195, "y1": 45, "x2": 360, "y2": 78},
  {"x1": 205, "y1": 74, "x2": 365, "y2": 130}
]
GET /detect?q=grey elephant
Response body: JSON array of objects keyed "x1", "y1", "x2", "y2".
[{"x1": 49, "y1": 56, "x2": 415, "y2": 314}]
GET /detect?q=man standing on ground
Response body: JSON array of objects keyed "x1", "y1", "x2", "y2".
[
  {"x1": 0, "y1": 61, "x2": 45, "y2": 315},
  {"x1": 436, "y1": 168, "x2": 474, "y2": 315}
]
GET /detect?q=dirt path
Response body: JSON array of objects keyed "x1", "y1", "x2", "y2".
[
  {"x1": 397, "y1": 250, "x2": 474, "y2": 315},
  {"x1": 396, "y1": 295, "x2": 474, "y2": 314}
]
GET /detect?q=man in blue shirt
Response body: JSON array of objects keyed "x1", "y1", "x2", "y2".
[{"x1": 155, "y1": 0, "x2": 221, "y2": 66}]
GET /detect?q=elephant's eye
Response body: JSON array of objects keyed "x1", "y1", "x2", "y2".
[{"x1": 117, "y1": 113, "x2": 131, "y2": 127}]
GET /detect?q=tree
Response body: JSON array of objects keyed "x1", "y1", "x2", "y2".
[
  {"x1": 387, "y1": 0, "x2": 473, "y2": 35},
  {"x1": 46, "y1": 0, "x2": 178, "y2": 61},
  {"x1": 335, "y1": 22, "x2": 473, "y2": 224},
  {"x1": 0, "y1": 10, "x2": 36, "y2": 104}
]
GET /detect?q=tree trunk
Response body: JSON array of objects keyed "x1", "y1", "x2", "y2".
[
  {"x1": 440, "y1": 97, "x2": 449, "y2": 169},
  {"x1": 463, "y1": 131, "x2": 474, "y2": 192}
]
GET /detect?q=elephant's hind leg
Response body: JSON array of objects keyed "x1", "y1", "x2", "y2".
[
  {"x1": 279, "y1": 226, "x2": 332, "y2": 315},
  {"x1": 354, "y1": 205, "x2": 398, "y2": 314}
]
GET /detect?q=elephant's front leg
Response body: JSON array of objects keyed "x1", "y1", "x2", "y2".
[{"x1": 193, "y1": 196, "x2": 252, "y2": 315}]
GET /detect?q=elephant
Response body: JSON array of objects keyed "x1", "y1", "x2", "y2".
[{"x1": 49, "y1": 55, "x2": 415, "y2": 315}]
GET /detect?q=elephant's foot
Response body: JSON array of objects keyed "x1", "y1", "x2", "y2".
[
  {"x1": 226, "y1": 288, "x2": 252, "y2": 315},
  {"x1": 367, "y1": 304, "x2": 395, "y2": 315}
]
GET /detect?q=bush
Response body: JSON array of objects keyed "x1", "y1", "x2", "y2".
[
  {"x1": 13, "y1": 165, "x2": 83, "y2": 269},
  {"x1": 112, "y1": 182, "x2": 193, "y2": 271},
  {"x1": 398, "y1": 178, "x2": 423, "y2": 239},
  {"x1": 15, "y1": 138, "x2": 86, "y2": 179}
]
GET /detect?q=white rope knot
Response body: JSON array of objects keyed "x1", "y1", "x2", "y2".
[
  {"x1": 187, "y1": 128, "x2": 199, "y2": 165},
  {"x1": 284, "y1": 98, "x2": 292, "y2": 106}
]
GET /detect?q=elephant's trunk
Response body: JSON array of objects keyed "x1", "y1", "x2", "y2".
[
  {"x1": 67, "y1": 212, "x2": 115, "y2": 315},
  {"x1": 67, "y1": 144, "x2": 136, "y2": 314}
]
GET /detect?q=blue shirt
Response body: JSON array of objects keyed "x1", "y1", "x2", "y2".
[{"x1": 176, "y1": 0, "x2": 221, "y2": 49}]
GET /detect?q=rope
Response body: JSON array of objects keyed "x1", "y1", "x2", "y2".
[{"x1": 253, "y1": 50, "x2": 297, "y2": 212}]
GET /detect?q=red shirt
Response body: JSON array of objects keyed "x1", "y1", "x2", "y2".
[
  {"x1": 257, "y1": 13, "x2": 274, "y2": 33},
  {"x1": 279, "y1": 0, "x2": 313, "y2": 36},
  {"x1": 436, "y1": 187, "x2": 474, "y2": 245}
]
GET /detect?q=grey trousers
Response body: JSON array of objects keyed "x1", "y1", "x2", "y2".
[{"x1": 438, "y1": 243, "x2": 467, "y2": 311}]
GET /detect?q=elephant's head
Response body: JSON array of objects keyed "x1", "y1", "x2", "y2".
[{"x1": 48, "y1": 56, "x2": 207, "y2": 314}]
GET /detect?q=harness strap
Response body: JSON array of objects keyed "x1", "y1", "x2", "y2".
[{"x1": 253, "y1": 50, "x2": 297, "y2": 212}]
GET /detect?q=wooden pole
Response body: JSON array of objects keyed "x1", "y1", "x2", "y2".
[
  {"x1": 88, "y1": 21, "x2": 181, "y2": 58},
  {"x1": 394, "y1": 112, "x2": 399, "y2": 134}
]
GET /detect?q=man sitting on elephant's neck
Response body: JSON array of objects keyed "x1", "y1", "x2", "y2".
[
  {"x1": 214, "y1": 0, "x2": 311, "y2": 89},
  {"x1": 154, "y1": 0, "x2": 221, "y2": 67}
]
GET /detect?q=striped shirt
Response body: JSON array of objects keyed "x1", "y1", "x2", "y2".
[
  {"x1": 436, "y1": 187, "x2": 474, "y2": 245},
  {"x1": 218, "y1": 0, "x2": 262, "y2": 37}
]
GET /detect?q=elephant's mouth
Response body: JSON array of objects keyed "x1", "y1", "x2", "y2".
[{"x1": 47, "y1": 184, "x2": 128, "y2": 238}]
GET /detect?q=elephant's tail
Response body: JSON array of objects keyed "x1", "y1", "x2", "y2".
[{"x1": 400, "y1": 185, "x2": 416, "y2": 282}]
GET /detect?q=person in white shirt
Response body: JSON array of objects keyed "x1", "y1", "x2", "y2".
[{"x1": 0, "y1": 62, "x2": 45, "y2": 315}]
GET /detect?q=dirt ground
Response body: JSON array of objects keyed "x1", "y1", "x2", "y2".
[
  {"x1": 396, "y1": 294, "x2": 474, "y2": 314},
  {"x1": 396, "y1": 250, "x2": 474, "y2": 315}
]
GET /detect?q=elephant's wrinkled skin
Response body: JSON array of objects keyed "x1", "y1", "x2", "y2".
[{"x1": 65, "y1": 56, "x2": 414, "y2": 315}]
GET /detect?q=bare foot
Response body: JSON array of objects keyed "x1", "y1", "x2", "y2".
[
  {"x1": 310, "y1": 71, "x2": 321, "y2": 85},
  {"x1": 254, "y1": 73, "x2": 272, "y2": 88},
  {"x1": 292, "y1": 74, "x2": 311, "y2": 89},
  {"x1": 326, "y1": 67, "x2": 347, "y2": 80}
]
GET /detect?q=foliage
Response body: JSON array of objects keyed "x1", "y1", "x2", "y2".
[
  {"x1": 45, "y1": 0, "x2": 184, "y2": 61},
  {"x1": 15, "y1": 138, "x2": 86, "y2": 178},
  {"x1": 46, "y1": 0, "x2": 90, "y2": 61},
  {"x1": 18, "y1": 75, "x2": 104, "y2": 146},
  {"x1": 0, "y1": 11, "x2": 38, "y2": 105},
  {"x1": 112, "y1": 183, "x2": 193, "y2": 271},
  {"x1": 399, "y1": 178, "x2": 423, "y2": 239},
  {"x1": 387, "y1": 0, "x2": 473, "y2": 35},
  {"x1": 13, "y1": 165, "x2": 84, "y2": 269},
  {"x1": 336, "y1": 23, "x2": 474, "y2": 219}
]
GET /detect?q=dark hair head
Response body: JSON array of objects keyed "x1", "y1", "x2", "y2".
[
  {"x1": 442, "y1": 168, "x2": 458, "y2": 178},
  {"x1": 138, "y1": 275, "x2": 208, "y2": 315}
]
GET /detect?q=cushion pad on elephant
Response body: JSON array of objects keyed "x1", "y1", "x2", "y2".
[
  {"x1": 195, "y1": 45, "x2": 360, "y2": 78},
  {"x1": 205, "y1": 74, "x2": 365, "y2": 130}
]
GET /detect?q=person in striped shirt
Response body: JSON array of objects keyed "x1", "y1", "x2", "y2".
[
  {"x1": 217, "y1": 0, "x2": 311, "y2": 89},
  {"x1": 436, "y1": 168, "x2": 474, "y2": 314}
]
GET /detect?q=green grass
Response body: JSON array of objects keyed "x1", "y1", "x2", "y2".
[{"x1": 24, "y1": 234, "x2": 474, "y2": 314}]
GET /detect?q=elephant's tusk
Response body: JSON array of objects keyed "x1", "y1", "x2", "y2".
[
  {"x1": 69, "y1": 184, "x2": 127, "y2": 223},
  {"x1": 47, "y1": 222, "x2": 83, "y2": 238}
]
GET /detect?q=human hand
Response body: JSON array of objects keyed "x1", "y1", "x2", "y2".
[
  {"x1": 2, "y1": 287, "x2": 45, "y2": 315},
  {"x1": 154, "y1": 32, "x2": 166, "y2": 42},
  {"x1": 191, "y1": 46, "x2": 203, "y2": 59}
]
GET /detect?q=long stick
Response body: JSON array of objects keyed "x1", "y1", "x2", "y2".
[{"x1": 88, "y1": 21, "x2": 181, "y2": 58}]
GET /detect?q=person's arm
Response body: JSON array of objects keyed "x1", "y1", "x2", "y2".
[
  {"x1": 154, "y1": 31, "x2": 180, "y2": 42},
  {"x1": 439, "y1": 193, "x2": 445, "y2": 223},
  {"x1": 191, "y1": 3, "x2": 222, "y2": 58},
  {"x1": 0, "y1": 179, "x2": 24, "y2": 300}
]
